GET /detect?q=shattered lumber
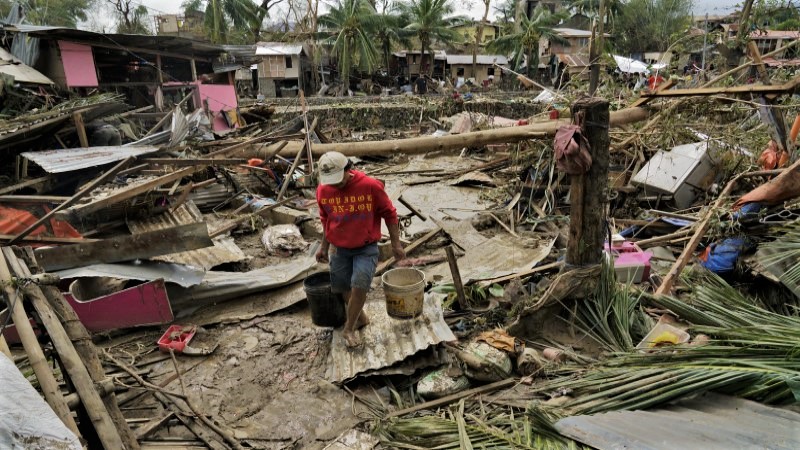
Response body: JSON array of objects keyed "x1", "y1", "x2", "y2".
[
  {"x1": 376, "y1": 226, "x2": 442, "y2": 275},
  {"x1": 655, "y1": 169, "x2": 784, "y2": 295},
  {"x1": 566, "y1": 98, "x2": 610, "y2": 267},
  {"x1": 14, "y1": 247, "x2": 140, "y2": 448},
  {"x1": 33, "y1": 222, "x2": 213, "y2": 271},
  {"x1": 445, "y1": 245, "x2": 468, "y2": 309},
  {"x1": 640, "y1": 73, "x2": 800, "y2": 98},
  {"x1": 2, "y1": 248, "x2": 132, "y2": 449},
  {"x1": 0, "y1": 248, "x2": 80, "y2": 436},
  {"x1": 9, "y1": 157, "x2": 135, "y2": 244},
  {"x1": 56, "y1": 166, "x2": 197, "y2": 220},
  {"x1": 385, "y1": 378, "x2": 516, "y2": 418},
  {"x1": 255, "y1": 107, "x2": 652, "y2": 158}
]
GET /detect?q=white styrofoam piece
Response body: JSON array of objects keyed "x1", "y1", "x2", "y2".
[{"x1": 631, "y1": 151, "x2": 699, "y2": 194}]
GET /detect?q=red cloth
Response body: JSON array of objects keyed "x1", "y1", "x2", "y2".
[
  {"x1": 316, "y1": 170, "x2": 398, "y2": 249},
  {"x1": 647, "y1": 75, "x2": 664, "y2": 90}
]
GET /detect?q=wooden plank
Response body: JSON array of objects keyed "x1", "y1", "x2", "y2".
[
  {"x1": 376, "y1": 226, "x2": 442, "y2": 275},
  {"x1": 385, "y1": 378, "x2": 516, "y2": 418},
  {"x1": 0, "y1": 250, "x2": 80, "y2": 436},
  {"x1": 135, "y1": 413, "x2": 175, "y2": 440},
  {"x1": 476, "y1": 261, "x2": 563, "y2": 287},
  {"x1": 627, "y1": 79, "x2": 675, "y2": 108},
  {"x1": 0, "y1": 175, "x2": 53, "y2": 195},
  {"x1": 445, "y1": 245, "x2": 468, "y2": 309},
  {"x1": 58, "y1": 166, "x2": 196, "y2": 219},
  {"x1": 0, "y1": 234, "x2": 98, "y2": 244},
  {"x1": 143, "y1": 158, "x2": 249, "y2": 166},
  {"x1": 73, "y1": 112, "x2": 89, "y2": 148},
  {"x1": 4, "y1": 251, "x2": 127, "y2": 449},
  {"x1": 208, "y1": 195, "x2": 300, "y2": 238},
  {"x1": 9, "y1": 157, "x2": 135, "y2": 244},
  {"x1": 640, "y1": 75, "x2": 800, "y2": 98},
  {"x1": 34, "y1": 222, "x2": 213, "y2": 271},
  {"x1": 0, "y1": 195, "x2": 69, "y2": 203}
]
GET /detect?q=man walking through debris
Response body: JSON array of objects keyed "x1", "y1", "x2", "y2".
[{"x1": 315, "y1": 152, "x2": 406, "y2": 348}]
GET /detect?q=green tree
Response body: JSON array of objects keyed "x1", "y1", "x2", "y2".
[
  {"x1": 615, "y1": 0, "x2": 692, "y2": 54},
  {"x1": 373, "y1": 8, "x2": 411, "y2": 72},
  {"x1": 0, "y1": 0, "x2": 96, "y2": 28},
  {"x1": 567, "y1": 0, "x2": 623, "y2": 34},
  {"x1": 486, "y1": 5, "x2": 566, "y2": 78},
  {"x1": 107, "y1": 1, "x2": 151, "y2": 34},
  {"x1": 396, "y1": 0, "x2": 466, "y2": 77},
  {"x1": 318, "y1": 0, "x2": 380, "y2": 94},
  {"x1": 182, "y1": 0, "x2": 260, "y2": 43}
]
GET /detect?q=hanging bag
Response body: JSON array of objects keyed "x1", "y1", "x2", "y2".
[{"x1": 553, "y1": 112, "x2": 592, "y2": 175}]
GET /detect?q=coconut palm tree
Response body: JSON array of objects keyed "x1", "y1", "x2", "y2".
[
  {"x1": 486, "y1": 5, "x2": 566, "y2": 79},
  {"x1": 318, "y1": 0, "x2": 380, "y2": 95},
  {"x1": 372, "y1": 9, "x2": 412, "y2": 73},
  {"x1": 182, "y1": 0, "x2": 260, "y2": 43},
  {"x1": 396, "y1": 0, "x2": 466, "y2": 77},
  {"x1": 568, "y1": 0, "x2": 623, "y2": 34}
]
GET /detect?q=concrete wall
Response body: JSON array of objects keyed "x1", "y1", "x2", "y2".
[
  {"x1": 259, "y1": 78, "x2": 276, "y2": 97},
  {"x1": 449, "y1": 64, "x2": 497, "y2": 84}
]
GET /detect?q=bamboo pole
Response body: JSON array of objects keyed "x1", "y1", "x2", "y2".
[
  {"x1": 7, "y1": 248, "x2": 139, "y2": 449},
  {"x1": 0, "y1": 249, "x2": 79, "y2": 436}
]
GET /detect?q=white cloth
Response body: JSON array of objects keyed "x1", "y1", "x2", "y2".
[{"x1": 0, "y1": 353, "x2": 81, "y2": 449}]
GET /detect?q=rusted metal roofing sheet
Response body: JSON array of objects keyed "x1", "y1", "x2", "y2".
[
  {"x1": 555, "y1": 393, "x2": 800, "y2": 450},
  {"x1": 0, "y1": 48, "x2": 53, "y2": 84},
  {"x1": 21, "y1": 145, "x2": 159, "y2": 173},
  {"x1": 425, "y1": 234, "x2": 555, "y2": 284},
  {"x1": 326, "y1": 290, "x2": 456, "y2": 383},
  {"x1": 127, "y1": 201, "x2": 245, "y2": 270}
]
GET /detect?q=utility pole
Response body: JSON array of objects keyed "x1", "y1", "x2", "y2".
[
  {"x1": 589, "y1": 0, "x2": 605, "y2": 95},
  {"x1": 701, "y1": 13, "x2": 708, "y2": 76}
]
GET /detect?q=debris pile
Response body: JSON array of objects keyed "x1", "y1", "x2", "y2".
[{"x1": 2, "y1": 25, "x2": 800, "y2": 450}]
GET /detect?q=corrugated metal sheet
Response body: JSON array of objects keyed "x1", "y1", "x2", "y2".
[
  {"x1": 556, "y1": 53, "x2": 592, "y2": 68},
  {"x1": 445, "y1": 54, "x2": 508, "y2": 65},
  {"x1": 255, "y1": 42, "x2": 304, "y2": 56},
  {"x1": 555, "y1": 393, "x2": 800, "y2": 450},
  {"x1": 0, "y1": 48, "x2": 53, "y2": 84},
  {"x1": 127, "y1": 201, "x2": 246, "y2": 270},
  {"x1": 21, "y1": 146, "x2": 159, "y2": 173},
  {"x1": 425, "y1": 235, "x2": 555, "y2": 284},
  {"x1": 326, "y1": 291, "x2": 456, "y2": 383}
]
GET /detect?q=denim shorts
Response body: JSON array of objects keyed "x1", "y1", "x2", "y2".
[{"x1": 330, "y1": 243, "x2": 379, "y2": 292}]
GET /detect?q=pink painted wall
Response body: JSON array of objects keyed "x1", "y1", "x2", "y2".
[
  {"x1": 194, "y1": 84, "x2": 238, "y2": 131},
  {"x1": 58, "y1": 41, "x2": 98, "y2": 87}
]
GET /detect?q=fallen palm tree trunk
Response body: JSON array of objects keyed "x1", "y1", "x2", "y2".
[{"x1": 241, "y1": 107, "x2": 652, "y2": 158}]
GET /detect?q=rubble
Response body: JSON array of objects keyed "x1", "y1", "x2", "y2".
[{"x1": 0, "y1": 8, "x2": 799, "y2": 450}]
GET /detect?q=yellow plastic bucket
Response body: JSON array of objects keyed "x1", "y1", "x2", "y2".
[{"x1": 382, "y1": 268, "x2": 425, "y2": 319}]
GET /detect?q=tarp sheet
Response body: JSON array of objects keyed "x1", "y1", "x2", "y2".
[{"x1": 0, "y1": 353, "x2": 81, "y2": 449}]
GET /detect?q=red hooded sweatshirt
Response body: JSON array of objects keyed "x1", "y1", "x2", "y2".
[{"x1": 316, "y1": 170, "x2": 399, "y2": 249}]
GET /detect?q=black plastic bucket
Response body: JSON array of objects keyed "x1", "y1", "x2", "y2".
[{"x1": 303, "y1": 271, "x2": 346, "y2": 327}]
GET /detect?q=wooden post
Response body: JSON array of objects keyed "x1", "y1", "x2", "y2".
[
  {"x1": 0, "y1": 250, "x2": 80, "y2": 436},
  {"x1": 566, "y1": 98, "x2": 610, "y2": 267},
  {"x1": 10, "y1": 248, "x2": 139, "y2": 449},
  {"x1": 190, "y1": 59, "x2": 198, "y2": 81},
  {"x1": 73, "y1": 112, "x2": 89, "y2": 148},
  {"x1": 445, "y1": 245, "x2": 468, "y2": 310}
]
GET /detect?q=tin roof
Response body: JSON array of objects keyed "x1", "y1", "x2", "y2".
[
  {"x1": 325, "y1": 291, "x2": 456, "y2": 383},
  {"x1": 446, "y1": 54, "x2": 508, "y2": 65},
  {"x1": 255, "y1": 42, "x2": 304, "y2": 56},
  {"x1": 0, "y1": 48, "x2": 53, "y2": 84},
  {"x1": 555, "y1": 393, "x2": 800, "y2": 450},
  {"x1": 127, "y1": 201, "x2": 246, "y2": 270},
  {"x1": 21, "y1": 145, "x2": 159, "y2": 173}
]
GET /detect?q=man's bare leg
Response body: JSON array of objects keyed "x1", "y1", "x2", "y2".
[
  {"x1": 342, "y1": 288, "x2": 369, "y2": 348},
  {"x1": 342, "y1": 289, "x2": 369, "y2": 329}
]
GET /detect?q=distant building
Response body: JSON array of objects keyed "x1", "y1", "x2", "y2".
[
  {"x1": 154, "y1": 12, "x2": 206, "y2": 41},
  {"x1": 450, "y1": 22, "x2": 500, "y2": 46},
  {"x1": 254, "y1": 42, "x2": 312, "y2": 97},
  {"x1": 445, "y1": 54, "x2": 508, "y2": 85},
  {"x1": 391, "y1": 50, "x2": 447, "y2": 79}
]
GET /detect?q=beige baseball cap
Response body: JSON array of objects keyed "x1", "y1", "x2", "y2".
[{"x1": 318, "y1": 151, "x2": 349, "y2": 185}]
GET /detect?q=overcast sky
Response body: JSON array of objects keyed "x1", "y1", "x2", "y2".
[{"x1": 132, "y1": 0, "x2": 739, "y2": 24}]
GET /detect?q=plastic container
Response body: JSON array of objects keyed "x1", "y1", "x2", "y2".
[
  {"x1": 158, "y1": 325, "x2": 196, "y2": 353},
  {"x1": 303, "y1": 271, "x2": 346, "y2": 327},
  {"x1": 382, "y1": 268, "x2": 425, "y2": 319},
  {"x1": 636, "y1": 322, "x2": 690, "y2": 350}
]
